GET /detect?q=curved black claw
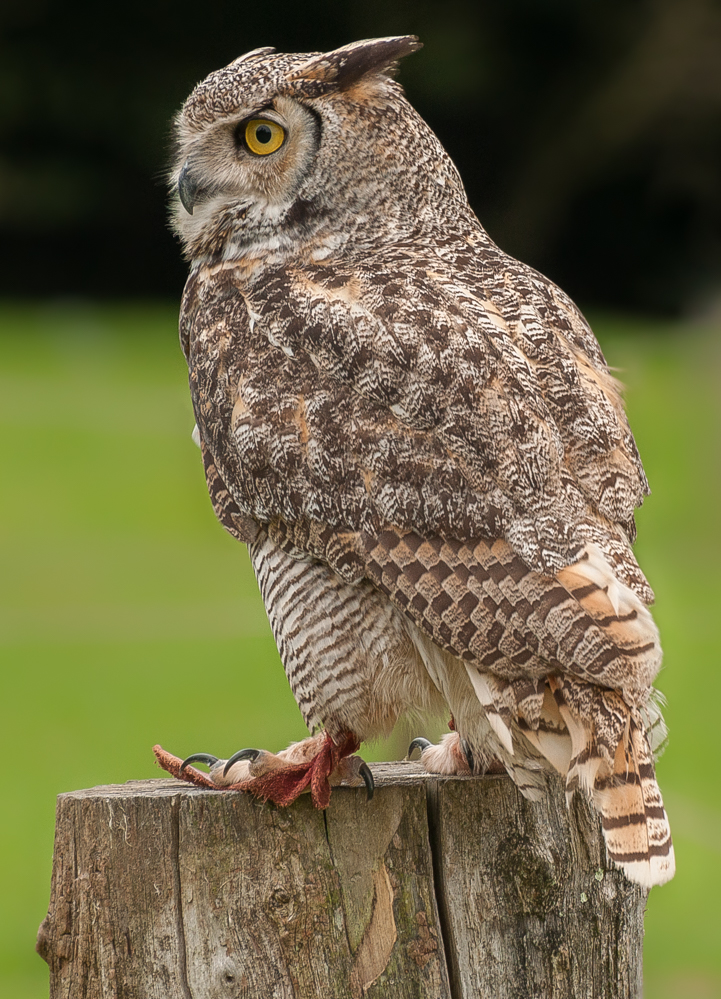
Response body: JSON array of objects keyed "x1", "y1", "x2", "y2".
[
  {"x1": 407, "y1": 737, "x2": 432, "y2": 760},
  {"x1": 223, "y1": 748, "x2": 261, "y2": 777},
  {"x1": 359, "y1": 762, "x2": 375, "y2": 802},
  {"x1": 180, "y1": 753, "x2": 219, "y2": 773},
  {"x1": 461, "y1": 738, "x2": 475, "y2": 774}
]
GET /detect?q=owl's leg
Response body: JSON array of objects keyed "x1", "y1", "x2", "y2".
[
  {"x1": 155, "y1": 531, "x2": 445, "y2": 806},
  {"x1": 235, "y1": 534, "x2": 443, "y2": 796}
]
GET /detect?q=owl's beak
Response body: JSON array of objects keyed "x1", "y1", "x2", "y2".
[{"x1": 177, "y1": 160, "x2": 202, "y2": 215}]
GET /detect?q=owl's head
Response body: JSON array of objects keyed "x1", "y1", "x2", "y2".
[{"x1": 170, "y1": 37, "x2": 468, "y2": 264}]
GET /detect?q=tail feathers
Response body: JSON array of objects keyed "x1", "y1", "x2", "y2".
[
  {"x1": 415, "y1": 614, "x2": 674, "y2": 888},
  {"x1": 474, "y1": 672, "x2": 676, "y2": 888},
  {"x1": 595, "y1": 714, "x2": 675, "y2": 887},
  {"x1": 549, "y1": 677, "x2": 675, "y2": 887}
]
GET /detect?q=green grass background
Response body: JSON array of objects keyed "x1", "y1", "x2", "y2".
[{"x1": 1, "y1": 302, "x2": 719, "y2": 998}]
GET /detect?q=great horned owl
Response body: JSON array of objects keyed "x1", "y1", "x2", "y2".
[{"x1": 157, "y1": 36, "x2": 674, "y2": 888}]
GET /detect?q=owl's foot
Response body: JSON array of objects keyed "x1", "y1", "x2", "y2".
[
  {"x1": 153, "y1": 731, "x2": 372, "y2": 809},
  {"x1": 407, "y1": 732, "x2": 507, "y2": 776},
  {"x1": 407, "y1": 732, "x2": 474, "y2": 774}
]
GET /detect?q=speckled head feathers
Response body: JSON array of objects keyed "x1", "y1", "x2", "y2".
[{"x1": 179, "y1": 36, "x2": 422, "y2": 128}]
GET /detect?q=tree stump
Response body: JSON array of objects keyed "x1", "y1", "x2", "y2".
[{"x1": 37, "y1": 763, "x2": 646, "y2": 998}]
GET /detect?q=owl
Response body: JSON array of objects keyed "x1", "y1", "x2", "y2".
[{"x1": 156, "y1": 36, "x2": 674, "y2": 889}]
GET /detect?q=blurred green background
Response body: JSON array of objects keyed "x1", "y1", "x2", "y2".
[{"x1": 2, "y1": 1, "x2": 721, "y2": 997}]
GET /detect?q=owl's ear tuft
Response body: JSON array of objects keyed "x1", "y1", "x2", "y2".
[
  {"x1": 228, "y1": 47, "x2": 277, "y2": 67},
  {"x1": 289, "y1": 36, "x2": 422, "y2": 91}
]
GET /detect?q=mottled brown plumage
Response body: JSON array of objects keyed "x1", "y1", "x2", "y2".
[{"x1": 162, "y1": 37, "x2": 674, "y2": 887}]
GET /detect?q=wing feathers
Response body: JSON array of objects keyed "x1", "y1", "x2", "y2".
[{"x1": 363, "y1": 529, "x2": 660, "y2": 705}]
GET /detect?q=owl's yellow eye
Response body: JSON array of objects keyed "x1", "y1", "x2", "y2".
[{"x1": 245, "y1": 119, "x2": 285, "y2": 156}]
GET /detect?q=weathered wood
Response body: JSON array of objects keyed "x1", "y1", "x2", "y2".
[
  {"x1": 37, "y1": 764, "x2": 647, "y2": 998},
  {"x1": 428, "y1": 775, "x2": 646, "y2": 999}
]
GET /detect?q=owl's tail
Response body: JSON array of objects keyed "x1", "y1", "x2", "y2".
[
  {"x1": 451, "y1": 663, "x2": 675, "y2": 887},
  {"x1": 598, "y1": 718, "x2": 675, "y2": 888},
  {"x1": 540, "y1": 677, "x2": 675, "y2": 888}
]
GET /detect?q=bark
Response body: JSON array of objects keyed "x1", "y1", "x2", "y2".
[{"x1": 37, "y1": 765, "x2": 646, "y2": 998}]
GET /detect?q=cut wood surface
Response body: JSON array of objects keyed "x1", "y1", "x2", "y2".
[{"x1": 37, "y1": 763, "x2": 646, "y2": 998}]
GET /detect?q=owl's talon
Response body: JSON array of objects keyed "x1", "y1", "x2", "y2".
[
  {"x1": 180, "y1": 752, "x2": 219, "y2": 773},
  {"x1": 461, "y1": 739, "x2": 475, "y2": 774},
  {"x1": 359, "y1": 761, "x2": 374, "y2": 801},
  {"x1": 223, "y1": 748, "x2": 261, "y2": 776},
  {"x1": 407, "y1": 737, "x2": 432, "y2": 760}
]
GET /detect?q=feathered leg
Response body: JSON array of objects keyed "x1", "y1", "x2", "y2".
[{"x1": 157, "y1": 532, "x2": 445, "y2": 807}]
